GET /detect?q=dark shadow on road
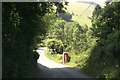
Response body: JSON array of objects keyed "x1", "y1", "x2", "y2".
[{"x1": 37, "y1": 63, "x2": 94, "y2": 79}]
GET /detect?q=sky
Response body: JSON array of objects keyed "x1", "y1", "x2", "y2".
[{"x1": 67, "y1": 0, "x2": 107, "y2": 5}]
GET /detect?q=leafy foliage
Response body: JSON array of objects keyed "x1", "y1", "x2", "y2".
[
  {"x1": 46, "y1": 18, "x2": 94, "y2": 54},
  {"x1": 57, "y1": 12, "x2": 72, "y2": 22},
  {"x1": 82, "y1": 2, "x2": 120, "y2": 78},
  {"x1": 2, "y1": 2, "x2": 66, "y2": 78},
  {"x1": 45, "y1": 39, "x2": 63, "y2": 54}
]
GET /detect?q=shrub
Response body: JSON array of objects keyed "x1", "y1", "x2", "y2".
[{"x1": 45, "y1": 39, "x2": 63, "y2": 54}]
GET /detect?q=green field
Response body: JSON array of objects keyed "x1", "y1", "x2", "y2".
[{"x1": 65, "y1": 2, "x2": 96, "y2": 27}]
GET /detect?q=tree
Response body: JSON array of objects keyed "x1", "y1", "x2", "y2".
[
  {"x1": 86, "y1": 2, "x2": 120, "y2": 78},
  {"x1": 91, "y1": 2, "x2": 120, "y2": 39},
  {"x1": 91, "y1": 4, "x2": 101, "y2": 22},
  {"x1": 46, "y1": 18, "x2": 90, "y2": 53},
  {"x1": 45, "y1": 38, "x2": 63, "y2": 54},
  {"x1": 2, "y1": 2, "x2": 66, "y2": 78},
  {"x1": 57, "y1": 12, "x2": 72, "y2": 22}
]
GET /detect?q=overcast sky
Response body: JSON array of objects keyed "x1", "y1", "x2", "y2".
[{"x1": 67, "y1": 0, "x2": 107, "y2": 5}]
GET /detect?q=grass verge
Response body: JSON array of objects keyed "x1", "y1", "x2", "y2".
[
  {"x1": 45, "y1": 50, "x2": 63, "y2": 63},
  {"x1": 45, "y1": 49, "x2": 89, "y2": 68}
]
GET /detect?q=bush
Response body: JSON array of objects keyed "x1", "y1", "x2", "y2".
[{"x1": 45, "y1": 39, "x2": 64, "y2": 54}]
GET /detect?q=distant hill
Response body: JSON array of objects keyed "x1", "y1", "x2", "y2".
[{"x1": 64, "y1": 2, "x2": 96, "y2": 27}]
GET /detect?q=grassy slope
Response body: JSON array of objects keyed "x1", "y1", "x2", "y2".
[{"x1": 65, "y1": 2, "x2": 96, "y2": 27}]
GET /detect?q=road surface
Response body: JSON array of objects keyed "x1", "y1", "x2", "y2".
[{"x1": 36, "y1": 47, "x2": 92, "y2": 79}]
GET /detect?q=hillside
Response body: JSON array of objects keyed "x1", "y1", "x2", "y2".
[{"x1": 65, "y1": 2, "x2": 96, "y2": 27}]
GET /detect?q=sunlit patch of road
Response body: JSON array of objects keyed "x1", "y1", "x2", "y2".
[
  {"x1": 36, "y1": 47, "x2": 92, "y2": 78},
  {"x1": 37, "y1": 47, "x2": 68, "y2": 68}
]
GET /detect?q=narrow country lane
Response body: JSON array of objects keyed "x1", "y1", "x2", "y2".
[{"x1": 36, "y1": 47, "x2": 93, "y2": 79}]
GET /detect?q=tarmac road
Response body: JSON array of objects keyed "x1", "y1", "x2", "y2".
[{"x1": 36, "y1": 47, "x2": 92, "y2": 79}]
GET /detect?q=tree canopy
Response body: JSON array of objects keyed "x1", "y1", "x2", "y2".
[
  {"x1": 83, "y1": 2, "x2": 120, "y2": 78},
  {"x1": 2, "y1": 2, "x2": 67, "y2": 78}
]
